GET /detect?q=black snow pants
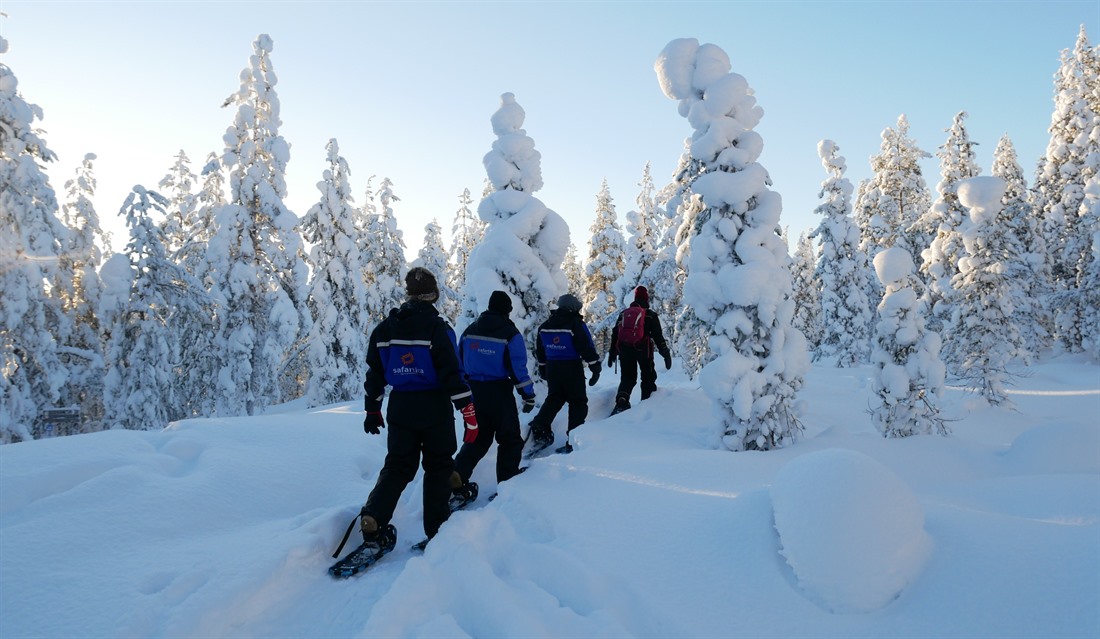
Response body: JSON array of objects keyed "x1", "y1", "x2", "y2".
[
  {"x1": 455, "y1": 379, "x2": 525, "y2": 483},
  {"x1": 616, "y1": 344, "x2": 657, "y2": 404},
  {"x1": 529, "y1": 359, "x2": 588, "y2": 438},
  {"x1": 363, "y1": 390, "x2": 457, "y2": 539}
]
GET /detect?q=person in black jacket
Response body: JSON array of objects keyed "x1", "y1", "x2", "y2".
[
  {"x1": 455, "y1": 290, "x2": 536, "y2": 488},
  {"x1": 527, "y1": 293, "x2": 601, "y2": 454},
  {"x1": 608, "y1": 285, "x2": 671, "y2": 415},
  {"x1": 358, "y1": 267, "x2": 479, "y2": 548}
]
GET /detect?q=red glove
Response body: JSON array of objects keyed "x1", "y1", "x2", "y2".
[{"x1": 460, "y1": 403, "x2": 479, "y2": 443}]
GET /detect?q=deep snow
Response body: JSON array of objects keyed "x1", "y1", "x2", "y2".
[{"x1": 1, "y1": 356, "x2": 1097, "y2": 638}]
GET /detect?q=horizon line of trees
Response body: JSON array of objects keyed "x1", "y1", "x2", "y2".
[{"x1": 2, "y1": 27, "x2": 1097, "y2": 447}]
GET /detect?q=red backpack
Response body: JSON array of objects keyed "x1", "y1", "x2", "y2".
[{"x1": 617, "y1": 306, "x2": 648, "y2": 348}]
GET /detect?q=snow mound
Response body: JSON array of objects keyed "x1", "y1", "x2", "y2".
[
  {"x1": 1001, "y1": 422, "x2": 1100, "y2": 475},
  {"x1": 771, "y1": 448, "x2": 932, "y2": 613}
]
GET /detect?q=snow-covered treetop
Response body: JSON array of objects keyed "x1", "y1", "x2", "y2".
[
  {"x1": 874, "y1": 247, "x2": 915, "y2": 287},
  {"x1": 483, "y1": 93, "x2": 543, "y2": 194},
  {"x1": 655, "y1": 38, "x2": 764, "y2": 174},
  {"x1": 957, "y1": 176, "x2": 1007, "y2": 224}
]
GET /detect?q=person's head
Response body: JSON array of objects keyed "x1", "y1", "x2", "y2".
[
  {"x1": 405, "y1": 267, "x2": 439, "y2": 303},
  {"x1": 488, "y1": 290, "x2": 513, "y2": 315},
  {"x1": 555, "y1": 293, "x2": 582, "y2": 313},
  {"x1": 634, "y1": 285, "x2": 650, "y2": 309}
]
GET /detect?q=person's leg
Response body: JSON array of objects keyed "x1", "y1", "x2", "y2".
[
  {"x1": 362, "y1": 423, "x2": 420, "y2": 531},
  {"x1": 640, "y1": 355, "x2": 658, "y2": 400}
]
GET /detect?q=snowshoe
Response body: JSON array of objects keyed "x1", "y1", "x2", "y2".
[
  {"x1": 554, "y1": 442, "x2": 574, "y2": 455},
  {"x1": 328, "y1": 523, "x2": 397, "y2": 579}
]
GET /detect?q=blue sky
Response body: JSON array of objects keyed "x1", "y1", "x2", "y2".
[{"x1": 2, "y1": 1, "x2": 1097, "y2": 259}]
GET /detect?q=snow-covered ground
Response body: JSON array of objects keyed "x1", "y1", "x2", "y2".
[{"x1": 2, "y1": 356, "x2": 1097, "y2": 638}]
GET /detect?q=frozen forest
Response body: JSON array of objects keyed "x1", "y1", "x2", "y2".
[{"x1": 3, "y1": 26, "x2": 1100, "y2": 448}]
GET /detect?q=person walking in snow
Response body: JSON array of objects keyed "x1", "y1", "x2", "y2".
[
  {"x1": 607, "y1": 285, "x2": 672, "y2": 415},
  {"x1": 527, "y1": 293, "x2": 601, "y2": 454},
  {"x1": 358, "y1": 267, "x2": 479, "y2": 549},
  {"x1": 454, "y1": 290, "x2": 536, "y2": 489}
]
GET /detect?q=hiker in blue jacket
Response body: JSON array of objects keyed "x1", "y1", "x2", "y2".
[
  {"x1": 455, "y1": 290, "x2": 536, "y2": 487},
  {"x1": 358, "y1": 267, "x2": 479, "y2": 548},
  {"x1": 608, "y1": 285, "x2": 671, "y2": 415},
  {"x1": 527, "y1": 293, "x2": 601, "y2": 454}
]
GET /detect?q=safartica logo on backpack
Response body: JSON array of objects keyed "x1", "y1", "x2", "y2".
[{"x1": 392, "y1": 352, "x2": 425, "y2": 376}]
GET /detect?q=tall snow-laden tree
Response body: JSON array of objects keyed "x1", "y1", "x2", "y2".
[
  {"x1": 209, "y1": 33, "x2": 306, "y2": 416},
  {"x1": 361, "y1": 176, "x2": 408, "y2": 328},
  {"x1": 869, "y1": 247, "x2": 948, "y2": 438},
  {"x1": 299, "y1": 139, "x2": 370, "y2": 407},
  {"x1": 0, "y1": 33, "x2": 71, "y2": 442},
  {"x1": 414, "y1": 218, "x2": 459, "y2": 322},
  {"x1": 57, "y1": 152, "x2": 109, "y2": 433},
  {"x1": 991, "y1": 134, "x2": 1049, "y2": 361},
  {"x1": 1034, "y1": 25, "x2": 1100, "y2": 296},
  {"x1": 644, "y1": 146, "x2": 697, "y2": 347},
  {"x1": 790, "y1": 231, "x2": 822, "y2": 350},
  {"x1": 617, "y1": 162, "x2": 660, "y2": 305},
  {"x1": 1078, "y1": 175, "x2": 1100, "y2": 360},
  {"x1": 158, "y1": 150, "x2": 198, "y2": 256},
  {"x1": 463, "y1": 93, "x2": 569, "y2": 351},
  {"x1": 562, "y1": 242, "x2": 585, "y2": 296},
  {"x1": 855, "y1": 115, "x2": 932, "y2": 264},
  {"x1": 103, "y1": 186, "x2": 205, "y2": 431},
  {"x1": 446, "y1": 187, "x2": 484, "y2": 324},
  {"x1": 583, "y1": 179, "x2": 627, "y2": 351},
  {"x1": 951, "y1": 177, "x2": 1021, "y2": 406},
  {"x1": 810, "y1": 140, "x2": 874, "y2": 367},
  {"x1": 655, "y1": 38, "x2": 809, "y2": 451},
  {"x1": 915, "y1": 111, "x2": 983, "y2": 342}
]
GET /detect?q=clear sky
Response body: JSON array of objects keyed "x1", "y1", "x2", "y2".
[{"x1": 2, "y1": 1, "x2": 1097, "y2": 260}]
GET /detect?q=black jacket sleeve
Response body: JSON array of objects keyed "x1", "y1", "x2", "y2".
[
  {"x1": 648, "y1": 310, "x2": 670, "y2": 358},
  {"x1": 432, "y1": 319, "x2": 473, "y2": 409}
]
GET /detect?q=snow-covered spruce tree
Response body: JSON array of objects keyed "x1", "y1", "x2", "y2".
[
  {"x1": 298, "y1": 139, "x2": 370, "y2": 407},
  {"x1": 414, "y1": 218, "x2": 460, "y2": 323},
  {"x1": 1034, "y1": 25, "x2": 1100, "y2": 297},
  {"x1": 0, "y1": 33, "x2": 71, "y2": 442},
  {"x1": 643, "y1": 145, "x2": 697, "y2": 348},
  {"x1": 869, "y1": 247, "x2": 948, "y2": 437},
  {"x1": 991, "y1": 135, "x2": 1049, "y2": 361},
  {"x1": 655, "y1": 38, "x2": 809, "y2": 451},
  {"x1": 790, "y1": 231, "x2": 822, "y2": 350},
  {"x1": 360, "y1": 176, "x2": 408, "y2": 328},
  {"x1": 855, "y1": 115, "x2": 933, "y2": 266},
  {"x1": 57, "y1": 152, "x2": 109, "y2": 433},
  {"x1": 157, "y1": 150, "x2": 199, "y2": 258},
  {"x1": 657, "y1": 141, "x2": 711, "y2": 376},
  {"x1": 810, "y1": 140, "x2": 874, "y2": 367},
  {"x1": 103, "y1": 186, "x2": 206, "y2": 431},
  {"x1": 446, "y1": 187, "x2": 484, "y2": 324},
  {"x1": 616, "y1": 162, "x2": 660, "y2": 306},
  {"x1": 463, "y1": 93, "x2": 569, "y2": 354},
  {"x1": 583, "y1": 179, "x2": 627, "y2": 352},
  {"x1": 209, "y1": 34, "x2": 308, "y2": 415},
  {"x1": 950, "y1": 176, "x2": 1021, "y2": 406},
  {"x1": 915, "y1": 112, "x2": 982, "y2": 345},
  {"x1": 1079, "y1": 175, "x2": 1100, "y2": 360},
  {"x1": 562, "y1": 243, "x2": 585, "y2": 297}
]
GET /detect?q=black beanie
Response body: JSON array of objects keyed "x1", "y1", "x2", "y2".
[
  {"x1": 488, "y1": 290, "x2": 513, "y2": 314},
  {"x1": 405, "y1": 267, "x2": 439, "y2": 303},
  {"x1": 634, "y1": 285, "x2": 650, "y2": 308}
]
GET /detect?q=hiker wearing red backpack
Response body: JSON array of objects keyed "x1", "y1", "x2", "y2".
[{"x1": 607, "y1": 285, "x2": 671, "y2": 415}]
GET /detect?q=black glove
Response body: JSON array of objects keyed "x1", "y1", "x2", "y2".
[
  {"x1": 588, "y1": 361, "x2": 601, "y2": 386},
  {"x1": 662, "y1": 351, "x2": 672, "y2": 370},
  {"x1": 538, "y1": 363, "x2": 547, "y2": 380},
  {"x1": 363, "y1": 411, "x2": 385, "y2": 435},
  {"x1": 521, "y1": 394, "x2": 536, "y2": 413},
  {"x1": 607, "y1": 352, "x2": 616, "y2": 367}
]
